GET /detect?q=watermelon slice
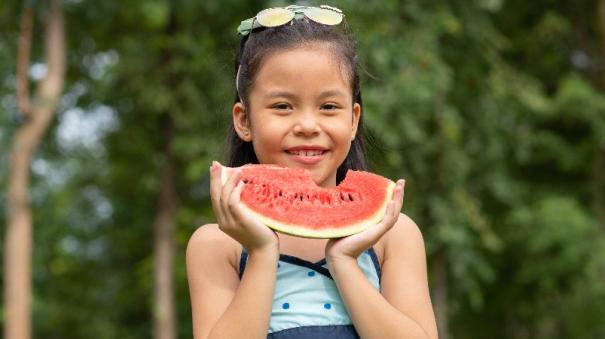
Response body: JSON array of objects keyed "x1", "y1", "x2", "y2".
[{"x1": 220, "y1": 164, "x2": 396, "y2": 238}]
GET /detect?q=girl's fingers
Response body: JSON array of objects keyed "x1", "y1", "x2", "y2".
[
  {"x1": 229, "y1": 178, "x2": 278, "y2": 248},
  {"x1": 229, "y1": 180, "x2": 252, "y2": 224},
  {"x1": 398, "y1": 179, "x2": 405, "y2": 203},
  {"x1": 392, "y1": 180, "x2": 405, "y2": 219},
  {"x1": 326, "y1": 180, "x2": 405, "y2": 260},
  {"x1": 209, "y1": 161, "x2": 243, "y2": 229},
  {"x1": 356, "y1": 201, "x2": 396, "y2": 243},
  {"x1": 376, "y1": 191, "x2": 400, "y2": 235},
  {"x1": 220, "y1": 168, "x2": 241, "y2": 209},
  {"x1": 228, "y1": 180, "x2": 244, "y2": 215},
  {"x1": 230, "y1": 180, "x2": 268, "y2": 231},
  {"x1": 209, "y1": 162, "x2": 227, "y2": 223},
  {"x1": 384, "y1": 200, "x2": 398, "y2": 230},
  {"x1": 220, "y1": 168, "x2": 242, "y2": 227}
]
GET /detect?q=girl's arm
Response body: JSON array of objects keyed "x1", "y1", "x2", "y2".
[
  {"x1": 187, "y1": 162, "x2": 280, "y2": 338},
  {"x1": 327, "y1": 214, "x2": 438, "y2": 339},
  {"x1": 186, "y1": 224, "x2": 279, "y2": 339}
]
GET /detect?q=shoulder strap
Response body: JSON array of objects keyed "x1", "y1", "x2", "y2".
[
  {"x1": 238, "y1": 247, "x2": 381, "y2": 282},
  {"x1": 238, "y1": 248, "x2": 248, "y2": 279},
  {"x1": 366, "y1": 247, "x2": 382, "y2": 283}
]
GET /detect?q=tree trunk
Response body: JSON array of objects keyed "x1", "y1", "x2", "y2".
[
  {"x1": 152, "y1": 7, "x2": 180, "y2": 338},
  {"x1": 593, "y1": 0, "x2": 605, "y2": 230},
  {"x1": 433, "y1": 250, "x2": 450, "y2": 339},
  {"x1": 153, "y1": 115, "x2": 178, "y2": 339},
  {"x1": 591, "y1": 150, "x2": 605, "y2": 229},
  {"x1": 431, "y1": 92, "x2": 451, "y2": 339},
  {"x1": 4, "y1": 1, "x2": 65, "y2": 339}
]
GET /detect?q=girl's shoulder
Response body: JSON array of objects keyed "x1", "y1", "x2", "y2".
[
  {"x1": 186, "y1": 214, "x2": 424, "y2": 270},
  {"x1": 377, "y1": 213, "x2": 438, "y2": 339},
  {"x1": 376, "y1": 213, "x2": 425, "y2": 265},
  {"x1": 186, "y1": 223, "x2": 241, "y2": 273}
]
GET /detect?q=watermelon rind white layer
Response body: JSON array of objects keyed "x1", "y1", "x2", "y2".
[
  {"x1": 239, "y1": 181, "x2": 396, "y2": 239},
  {"x1": 219, "y1": 165, "x2": 397, "y2": 239}
]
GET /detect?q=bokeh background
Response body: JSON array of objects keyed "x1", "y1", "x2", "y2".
[{"x1": 1, "y1": 0, "x2": 605, "y2": 338}]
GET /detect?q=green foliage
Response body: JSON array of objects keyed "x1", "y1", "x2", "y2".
[{"x1": 1, "y1": 0, "x2": 604, "y2": 338}]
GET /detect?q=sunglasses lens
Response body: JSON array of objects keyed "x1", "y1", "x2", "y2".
[
  {"x1": 304, "y1": 7, "x2": 343, "y2": 26},
  {"x1": 256, "y1": 8, "x2": 295, "y2": 27}
]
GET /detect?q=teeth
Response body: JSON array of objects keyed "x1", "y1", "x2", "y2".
[{"x1": 289, "y1": 150, "x2": 324, "y2": 156}]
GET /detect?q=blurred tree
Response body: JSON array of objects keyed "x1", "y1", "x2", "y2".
[
  {"x1": 4, "y1": 1, "x2": 65, "y2": 338},
  {"x1": 1, "y1": 0, "x2": 604, "y2": 338},
  {"x1": 350, "y1": 0, "x2": 605, "y2": 337}
]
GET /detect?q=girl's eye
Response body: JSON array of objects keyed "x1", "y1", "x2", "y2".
[
  {"x1": 321, "y1": 103, "x2": 340, "y2": 112},
  {"x1": 272, "y1": 103, "x2": 291, "y2": 110}
]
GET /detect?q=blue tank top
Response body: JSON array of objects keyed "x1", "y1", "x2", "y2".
[{"x1": 238, "y1": 248, "x2": 382, "y2": 339}]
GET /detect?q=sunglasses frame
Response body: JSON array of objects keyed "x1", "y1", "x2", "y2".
[{"x1": 237, "y1": 5, "x2": 344, "y2": 36}]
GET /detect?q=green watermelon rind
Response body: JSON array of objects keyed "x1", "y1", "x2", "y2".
[{"x1": 219, "y1": 164, "x2": 396, "y2": 239}]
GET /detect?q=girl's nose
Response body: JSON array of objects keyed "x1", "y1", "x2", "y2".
[{"x1": 292, "y1": 111, "x2": 320, "y2": 136}]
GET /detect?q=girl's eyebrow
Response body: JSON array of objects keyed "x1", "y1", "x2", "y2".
[
  {"x1": 264, "y1": 89, "x2": 347, "y2": 99},
  {"x1": 265, "y1": 90, "x2": 297, "y2": 100},
  {"x1": 318, "y1": 89, "x2": 347, "y2": 99}
]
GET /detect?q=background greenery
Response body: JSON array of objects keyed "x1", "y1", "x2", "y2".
[{"x1": 1, "y1": 0, "x2": 605, "y2": 338}]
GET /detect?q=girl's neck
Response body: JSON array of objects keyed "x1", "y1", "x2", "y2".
[{"x1": 278, "y1": 233, "x2": 328, "y2": 262}]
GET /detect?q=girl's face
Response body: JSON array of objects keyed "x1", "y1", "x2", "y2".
[{"x1": 233, "y1": 45, "x2": 360, "y2": 187}]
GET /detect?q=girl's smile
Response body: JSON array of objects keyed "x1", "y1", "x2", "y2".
[
  {"x1": 233, "y1": 44, "x2": 361, "y2": 187},
  {"x1": 285, "y1": 145, "x2": 328, "y2": 165}
]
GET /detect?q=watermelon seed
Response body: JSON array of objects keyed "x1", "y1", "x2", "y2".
[{"x1": 349, "y1": 193, "x2": 354, "y2": 201}]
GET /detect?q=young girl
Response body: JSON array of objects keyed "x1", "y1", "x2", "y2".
[{"x1": 187, "y1": 5, "x2": 438, "y2": 339}]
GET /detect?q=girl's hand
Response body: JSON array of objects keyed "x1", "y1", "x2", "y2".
[
  {"x1": 325, "y1": 180, "x2": 405, "y2": 264},
  {"x1": 209, "y1": 161, "x2": 279, "y2": 254}
]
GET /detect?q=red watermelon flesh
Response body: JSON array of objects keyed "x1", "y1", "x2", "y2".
[{"x1": 220, "y1": 164, "x2": 396, "y2": 238}]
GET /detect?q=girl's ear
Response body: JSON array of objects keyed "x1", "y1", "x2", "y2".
[
  {"x1": 351, "y1": 103, "x2": 361, "y2": 141},
  {"x1": 233, "y1": 102, "x2": 252, "y2": 142}
]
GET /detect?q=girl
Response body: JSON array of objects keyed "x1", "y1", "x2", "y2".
[{"x1": 187, "y1": 5, "x2": 438, "y2": 339}]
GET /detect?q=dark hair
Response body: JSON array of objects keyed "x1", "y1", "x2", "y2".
[{"x1": 226, "y1": 18, "x2": 370, "y2": 183}]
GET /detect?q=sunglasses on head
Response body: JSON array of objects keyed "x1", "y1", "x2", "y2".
[{"x1": 237, "y1": 5, "x2": 345, "y2": 36}]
